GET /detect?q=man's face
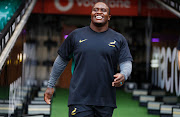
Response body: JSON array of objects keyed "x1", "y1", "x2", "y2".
[{"x1": 91, "y1": 2, "x2": 111, "y2": 27}]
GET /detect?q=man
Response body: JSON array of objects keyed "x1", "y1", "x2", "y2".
[
  {"x1": 177, "y1": 39, "x2": 180, "y2": 69},
  {"x1": 44, "y1": 2, "x2": 133, "y2": 117}
]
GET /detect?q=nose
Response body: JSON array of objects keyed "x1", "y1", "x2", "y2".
[{"x1": 97, "y1": 9, "x2": 102, "y2": 14}]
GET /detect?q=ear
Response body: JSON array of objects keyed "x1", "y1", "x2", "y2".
[{"x1": 108, "y1": 15, "x2": 111, "y2": 21}]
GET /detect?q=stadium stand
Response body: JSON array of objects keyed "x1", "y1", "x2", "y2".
[
  {"x1": 0, "y1": 85, "x2": 34, "y2": 116},
  {"x1": 124, "y1": 82, "x2": 137, "y2": 93},
  {"x1": 21, "y1": 114, "x2": 45, "y2": 117},
  {"x1": 132, "y1": 89, "x2": 148, "y2": 100},
  {"x1": 30, "y1": 101, "x2": 47, "y2": 105},
  {"x1": 148, "y1": 101, "x2": 164, "y2": 115},
  {"x1": 27, "y1": 105, "x2": 50, "y2": 117},
  {"x1": 160, "y1": 104, "x2": 179, "y2": 117},
  {"x1": 0, "y1": 0, "x2": 22, "y2": 31},
  {"x1": 172, "y1": 107, "x2": 180, "y2": 117},
  {"x1": 139, "y1": 95, "x2": 156, "y2": 106},
  {"x1": 141, "y1": 83, "x2": 152, "y2": 90},
  {"x1": 163, "y1": 96, "x2": 178, "y2": 105},
  {"x1": 0, "y1": 103, "x2": 15, "y2": 117},
  {"x1": 0, "y1": 0, "x2": 35, "y2": 71},
  {"x1": 20, "y1": 84, "x2": 55, "y2": 117},
  {"x1": 0, "y1": 114, "x2": 8, "y2": 117},
  {"x1": 150, "y1": 90, "x2": 166, "y2": 96},
  {"x1": 33, "y1": 97, "x2": 44, "y2": 101}
]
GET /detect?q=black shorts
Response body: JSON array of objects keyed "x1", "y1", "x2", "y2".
[{"x1": 69, "y1": 105, "x2": 114, "y2": 117}]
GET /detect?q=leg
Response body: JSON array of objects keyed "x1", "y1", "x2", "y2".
[
  {"x1": 69, "y1": 105, "x2": 95, "y2": 117},
  {"x1": 93, "y1": 106, "x2": 114, "y2": 117}
]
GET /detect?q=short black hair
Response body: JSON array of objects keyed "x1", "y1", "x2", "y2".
[{"x1": 92, "y1": 2, "x2": 111, "y2": 15}]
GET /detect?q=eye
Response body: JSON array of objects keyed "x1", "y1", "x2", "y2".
[
  {"x1": 93, "y1": 8, "x2": 98, "y2": 12},
  {"x1": 101, "y1": 8, "x2": 107, "y2": 12}
]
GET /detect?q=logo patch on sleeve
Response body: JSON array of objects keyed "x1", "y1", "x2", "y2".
[{"x1": 108, "y1": 41, "x2": 116, "y2": 47}]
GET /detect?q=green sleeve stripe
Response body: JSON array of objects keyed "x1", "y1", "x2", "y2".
[{"x1": 71, "y1": 54, "x2": 75, "y2": 74}]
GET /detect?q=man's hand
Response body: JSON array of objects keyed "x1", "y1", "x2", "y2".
[
  {"x1": 44, "y1": 87, "x2": 54, "y2": 104},
  {"x1": 112, "y1": 73, "x2": 125, "y2": 87}
]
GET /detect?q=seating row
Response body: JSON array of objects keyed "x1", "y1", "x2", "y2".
[
  {"x1": 148, "y1": 101, "x2": 180, "y2": 117},
  {"x1": 0, "y1": 85, "x2": 53, "y2": 117},
  {"x1": 26, "y1": 86, "x2": 56, "y2": 117},
  {"x1": 131, "y1": 88, "x2": 180, "y2": 117}
]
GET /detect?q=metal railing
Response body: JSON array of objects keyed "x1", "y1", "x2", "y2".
[
  {"x1": 0, "y1": 0, "x2": 36, "y2": 71},
  {"x1": 0, "y1": 0, "x2": 32, "y2": 55},
  {"x1": 162, "y1": 0, "x2": 180, "y2": 11},
  {"x1": 155, "y1": 0, "x2": 180, "y2": 18}
]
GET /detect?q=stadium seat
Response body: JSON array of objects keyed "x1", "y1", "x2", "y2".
[
  {"x1": 163, "y1": 96, "x2": 178, "y2": 105},
  {"x1": 36, "y1": 66, "x2": 48, "y2": 80},
  {"x1": 0, "y1": 104, "x2": 15, "y2": 116},
  {"x1": 147, "y1": 101, "x2": 164, "y2": 115},
  {"x1": 49, "y1": 46, "x2": 58, "y2": 60},
  {"x1": 132, "y1": 89, "x2": 148, "y2": 100},
  {"x1": 160, "y1": 104, "x2": 179, "y2": 117},
  {"x1": 30, "y1": 100, "x2": 47, "y2": 105},
  {"x1": 172, "y1": 107, "x2": 180, "y2": 117},
  {"x1": 150, "y1": 90, "x2": 166, "y2": 96},
  {"x1": 124, "y1": 82, "x2": 137, "y2": 93},
  {"x1": 0, "y1": 114, "x2": 8, "y2": 117},
  {"x1": 0, "y1": 99, "x2": 24, "y2": 116},
  {"x1": 28, "y1": 104, "x2": 51, "y2": 117},
  {"x1": 37, "y1": 91, "x2": 45, "y2": 97},
  {"x1": 33, "y1": 97, "x2": 44, "y2": 101},
  {"x1": 21, "y1": 114, "x2": 45, "y2": 117},
  {"x1": 37, "y1": 87, "x2": 55, "y2": 97},
  {"x1": 40, "y1": 87, "x2": 47, "y2": 92},
  {"x1": 0, "y1": 100, "x2": 4, "y2": 103},
  {"x1": 141, "y1": 83, "x2": 151, "y2": 90},
  {"x1": 42, "y1": 80, "x2": 48, "y2": 87},
  {"x1": 139, "y1": 95, "x2": 155, "y2": 106},
  {"x1": 36, "y1": 47, "x2": 48, "y2": 61}
]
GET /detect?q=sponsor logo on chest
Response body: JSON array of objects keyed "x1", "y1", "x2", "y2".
[{"x1": 79, "y1": 39, "x2": 88, "y2": 43}]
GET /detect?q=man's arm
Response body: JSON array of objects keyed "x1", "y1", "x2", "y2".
[
  {"x1": 178, "y1": 50, "x2": 180, "y2": 69},
  {"x1": 44, "y1": 55, "x2": 68, "y2": 104},
  {"x1": 112, "y1": 61, "x2": 132, "y2": 87},
  {"x1": 47, "y1": 56, "x2": 68, "y2": 88}
]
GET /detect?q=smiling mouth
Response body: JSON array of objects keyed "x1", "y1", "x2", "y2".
[{"x1": 95, "y1": 16, "x2": 103, "y2": 20}]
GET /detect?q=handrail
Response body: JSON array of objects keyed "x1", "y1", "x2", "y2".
[
  {"x1": 0, "y1": 1, "x2": 25, "y2": 55},
  {"x1": 154, "y1": 0, "x2": 180, "y2": 18},
  {"x1": 0, "y1": 0, "x2": 37, "y2": 71}
]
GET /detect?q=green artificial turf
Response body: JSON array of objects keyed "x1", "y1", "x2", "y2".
[
  {"x1": 114, "y1": 89, "x2": 159, "y2": 117},
  {"x1": 51, "y1": 88, "x2": 69, "y2": 117},
  {"x1": 51, "y1": 88, "x2": 159, "y2": 117},
  {"x1": 0, "y1": 86, "x2": 9, "y2": 99}
]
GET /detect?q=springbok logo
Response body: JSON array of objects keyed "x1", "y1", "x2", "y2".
[
  {"x1": 71, "y1": 107, "x2": 77, "y2": 115},
  {"x1": 108, "y1": 40, "x2": 116, "y2": 47},
  {"x1": 54, "y1": 0, "x2": 74, "y2": 12}
]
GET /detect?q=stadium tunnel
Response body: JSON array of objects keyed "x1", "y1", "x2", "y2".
[{"x1": 0, "y1": 0, "x2": 180, "y2": 117}]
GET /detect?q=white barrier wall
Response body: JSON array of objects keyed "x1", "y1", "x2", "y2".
[{"x1": 151, "y1": 46, "x2": 180, "y2": 96}]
